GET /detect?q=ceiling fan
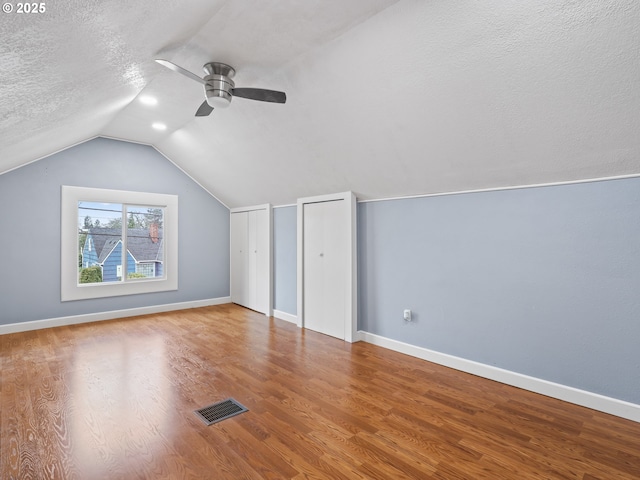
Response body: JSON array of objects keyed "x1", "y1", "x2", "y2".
[{"x1": 155, "y1": 59, "x2": 286, "y2": 117}]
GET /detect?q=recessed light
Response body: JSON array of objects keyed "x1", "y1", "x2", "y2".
[
  {"x1": 152, "y1": 122, "x2": 167, "y2": 131},
  {"x1": 140, "y1": 95, "x2": 158, "y2": 106}
]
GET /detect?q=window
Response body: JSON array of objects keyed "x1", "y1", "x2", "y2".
[
  {"x1": 61, "y1": 186, "x2": 178, "y2": 301},
  {"x1": 78, "y1": 203, "x2": 164, "y2": 284}
]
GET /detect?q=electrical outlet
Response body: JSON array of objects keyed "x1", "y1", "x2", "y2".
[{"x1": 403, "y1": 309, "x2": 412, "y2": 322}]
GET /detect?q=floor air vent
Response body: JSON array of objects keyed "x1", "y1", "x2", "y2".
[{"x1": 194, "y1": 398, "x2": 248, "y2": 425}]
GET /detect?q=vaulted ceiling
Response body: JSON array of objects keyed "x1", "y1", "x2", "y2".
[{"x1": 2, "y1": 0, "x2": 639, "y2": 207}]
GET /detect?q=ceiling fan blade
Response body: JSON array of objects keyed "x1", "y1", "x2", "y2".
[
  {"x1": 195, "y1": 101, "x2": 214, "y2": 117},
  {"x1": 231, "y1": 88, "x2": 286, "y2": 104},
  {"x1": 155, "y1": 59, "x2": 206, "y2": 85}
]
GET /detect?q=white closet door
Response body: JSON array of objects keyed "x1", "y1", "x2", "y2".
[
  {"x1": 254, "y1": 208, "x2": 269, "y2": 314},
  {"x1": 322, "y1": 200, "x2": 347, "y2": 337},
  {"x1": 230, "y1": 211, "x2": 248, "y2": 306},
  {"x1": 230, "y1": 205, "x2": 272, "y2": 316},
  {"x1": 303, "y1": 202, "x2": 325, "y2": 334},
  {"x1": 247, "y1": 210, "x2": 258, "y2": 310},
  {"x1": 303, "y1": 200, "x2": 346, "y2": 339}
]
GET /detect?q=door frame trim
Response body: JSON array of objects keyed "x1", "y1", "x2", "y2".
[{"x1": 297, "y1": 192, "x2": 357, "y2": 342}]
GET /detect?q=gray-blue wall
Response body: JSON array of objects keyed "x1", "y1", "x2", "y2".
[
  {"x1": 273, "y1": 206, "x2": 297, "y2": 314},
  {"x1": 0, "y1": 137, "x2": 229, "y2": 325},
  {"x1": 358, "y1": 178, "x2": 640, "y2": 404},
  {"x1": 3, "y1": 137, "x2": 638, "y2": 406}
]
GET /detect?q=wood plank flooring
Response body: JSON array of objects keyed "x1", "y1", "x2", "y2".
[{"x1": 1, "y1": 304, "x2": 638, "y2": 479}]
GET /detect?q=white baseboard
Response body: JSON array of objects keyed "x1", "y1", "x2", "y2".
[
  {"x1": 0, "y1": 297, "x2": 232, "y2": 335},
  {"x1": 273, "y1": 309, "x2": 298, "y2": 324},
  {"x1": 359, "y1": 331, "x2": 640, "y2": 423}
]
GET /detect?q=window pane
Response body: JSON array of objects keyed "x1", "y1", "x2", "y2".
[
  {"x1": 78, "y1": 202, "x2": 123, "y2": 284},
  {"x1": 126, "y1": 206, "x2": 164, "y2": 280}
]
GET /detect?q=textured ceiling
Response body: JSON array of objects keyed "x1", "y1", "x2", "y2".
[{"x1": 2, "y1": 0, "x2": 639, "y2": 207}]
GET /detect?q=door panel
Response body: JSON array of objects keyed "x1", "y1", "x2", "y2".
[
  {"x1": 303, "y1": 200, "x2": 345, "y2": 339},
  {"x1": 230, "y1": 212, "x2": 248, "y2": 306},
  {"x1": 230, "y1": 208, "x2": 270, "y2": 315},
  {"x1": 254, "y1": 208, "x2": 269, "y2": 314},
  {"x1": 247, "y1": 210, "x2": 258, "y2": 310},
  {"x1": 303, "y1": 202, "x2": 325, "y2": 334},
  {"x1": 321, "y1": 200, "x2": 346, "y2": 339}
]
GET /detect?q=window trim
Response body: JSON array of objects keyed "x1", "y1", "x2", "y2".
[{"x1": 61, "y1": 186, "x2": 178, "y2": 301}]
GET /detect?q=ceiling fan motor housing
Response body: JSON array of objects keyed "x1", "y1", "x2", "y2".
[{"x1": 203, "y1": 62, "x2": 235, "y2": 108}]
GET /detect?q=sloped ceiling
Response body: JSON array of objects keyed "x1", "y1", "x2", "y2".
[{"x1": 2, "y1": 0, "x2": 639, "y2": 208}]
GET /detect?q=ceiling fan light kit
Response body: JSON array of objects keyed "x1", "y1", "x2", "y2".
[
  {"x1": 204, "y1": 62, "x2": 235, "y2": 109},
  {"x1": 155, "y1": 59, "x2": 286, "y2": 117}
]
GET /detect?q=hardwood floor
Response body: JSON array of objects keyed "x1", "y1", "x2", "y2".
[{"x1": 1, "y1": 304, "x2": 638, "y2": 479}]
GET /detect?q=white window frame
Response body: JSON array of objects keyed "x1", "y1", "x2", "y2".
[{"x1": 61, "y1": 185, "x2": 178, "y2": 301}]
